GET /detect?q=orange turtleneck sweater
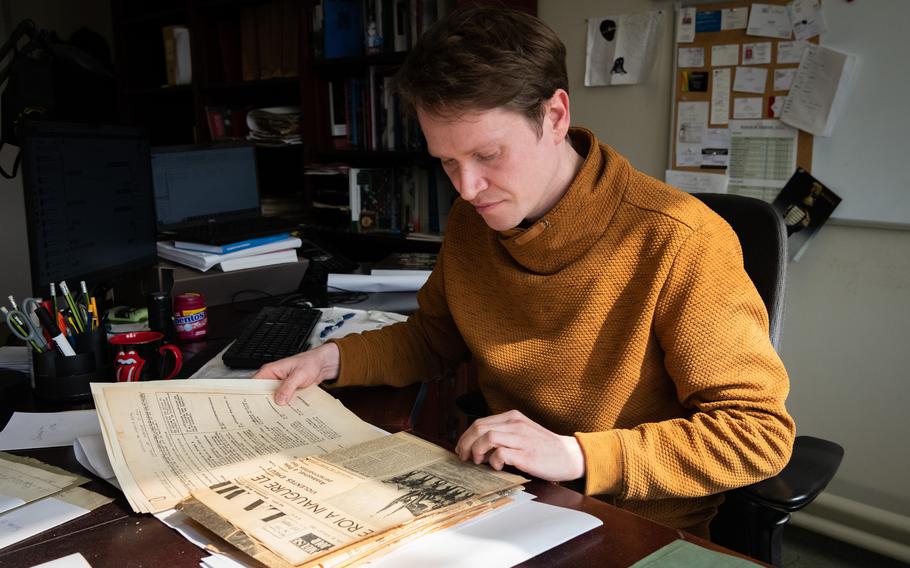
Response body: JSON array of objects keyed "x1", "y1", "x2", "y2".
[{"x1": 332, "y1": 127, "x2": 795, "y2": 535}]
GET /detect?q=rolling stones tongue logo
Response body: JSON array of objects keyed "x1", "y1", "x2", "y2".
[{"x1": 116, "y1": 350, "x2": 146, "y2": 382}]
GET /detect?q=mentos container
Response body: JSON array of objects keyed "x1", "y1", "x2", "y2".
[{"x1": 173, "y1": 292, "x2": 208, "y2": 341}]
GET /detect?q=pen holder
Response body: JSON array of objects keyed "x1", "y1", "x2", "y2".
[{"x1": 32, "y1": 327, "x2": 113, "y2": 402}]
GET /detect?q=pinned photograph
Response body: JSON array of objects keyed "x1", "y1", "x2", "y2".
[{"x1": 772, "y1": 168, "x2": 842, "y2": 261}]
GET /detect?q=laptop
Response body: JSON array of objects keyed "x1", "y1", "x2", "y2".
[{"x1": 152, "y1": 143, "x2": 297, "y2": 245}]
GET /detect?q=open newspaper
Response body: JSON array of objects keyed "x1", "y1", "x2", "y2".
[
  {"x1": 91, "y1": 379, "x2": 527, "y2": 567},
  {"x1": 180, "y1": 431, "x2": 526, "y2": 567},
  {"x1": 90, "y1": 379, "x2": 387, "y2": 513}
]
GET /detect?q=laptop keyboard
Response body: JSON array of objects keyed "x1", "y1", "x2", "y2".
[
  {"x1": 171, "y1": 217, "x2": 299, "y2": 245},
  {"x1": 221, "y1": 306, "x2": 322, "y2": 369}
]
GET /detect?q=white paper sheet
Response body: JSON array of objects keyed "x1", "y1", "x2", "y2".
[
  {"x1": 676, "y1": 101, "x2": 709, "y2": 167},
  {"x1": 774, "y1": 68, "x2": 797, "y2": 91},
  {"x1": 770, "y1": 96, "x2": 787, "y2": 118},
  {"x1": 721, "y1": 7, "x2": 748, "y2": 30},
  {"x1": 777, "y1": 40, "x2": 808, "y2": 64},
  {"x1": 747, "y1": 4, "x2": 792, "y2": 39},
  {"x1": 585, "y1": 11, "x2": 663, "y2": 86},
  {"x1": 727, "y1": 119, "x2": 798, "y2": 202},
  {"x1": 742, "y1": 42, "x2": 772, "y2": 65},
  {"x1": 665, "y1": 170, "x2": 729, "y2": 194},
  {"x1": 175, "y1": 492, "x2": 602, "y2": 568},
  {"x1": 733, "y1": 67, "x2": 768, "y2": 94},
  {"x1": 780, "y1": 44, "x2": 857, "y2": 137},
  {"x1": 328, "y1": 273, "x2": 430, "y2": 293},
  {"x1": 677, "y1": 47, "x2": 704, "y2": 68},
  {"x1": 0, "y1": 411, "x2": 101, "y2": 451},
  {"x1": 676, "y1": 7, "x2": 695, "y2": 43},
  {"x1": 733, "y1": 97, "x2": 763, "y2": 119},
  {"x1": 29, "y1": 553, "x2": 93, "y2": 568},
  {"x1": 711, "y1": 68, "x2": 732, "y2": 125},
  {"x1": 703, "y1": 128, "x2": 731, "y2": 167},
  {"x1": 0, "y1": 497, "x2": 89, "y2": 549},
  {"x1": 711, "y1": 44, "x2": 739, "y2": 67},
  {"x1": 789, "y1": 0, "x2": 827, "y2": 41},
  {"x1": 73, "y1": 435, "x2": 118, "y2": 488}
]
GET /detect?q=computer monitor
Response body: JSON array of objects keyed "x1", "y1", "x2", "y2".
[
  {"x1": 20, "y1": 121, "x2": 159, "y2": 296},
  {"x1": 150, "y1": 144, "x2": 261, "y2": 229}
]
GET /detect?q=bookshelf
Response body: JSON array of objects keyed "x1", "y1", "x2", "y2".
[{"x1": 110, "y1": 0, "x2": 536, "y2": 262}]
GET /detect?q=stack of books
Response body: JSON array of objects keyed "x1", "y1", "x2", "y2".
[{"x1": 156, "y1": 233, "x2": 302, "y2": 272}]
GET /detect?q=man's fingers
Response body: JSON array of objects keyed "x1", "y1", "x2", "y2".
[
  {"x1": 463, "y1": 430, "x2": 527, "y2": 464},
  {"x1": 488, "y1": 447, "x2": 521, "y2": 471}
]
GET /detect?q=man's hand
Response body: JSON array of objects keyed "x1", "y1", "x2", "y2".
[
  {"x1": 253, "y1": 342, "x2": 341, "y2": 405},
  {"x1": 455, "y1": 410, "x2": 585, "y2": 482}
]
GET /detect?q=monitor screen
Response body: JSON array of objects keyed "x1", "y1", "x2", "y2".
[
  {"x1": 151, "y1": 144, "x2": 261, "y2": 227},
  {"x1": 20, "y1": 121, "x2": 159, "y2": 295}
]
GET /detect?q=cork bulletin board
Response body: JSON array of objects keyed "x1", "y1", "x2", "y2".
[{"x1": 671, "y1": 0, "x2": 816, "y2": 180}]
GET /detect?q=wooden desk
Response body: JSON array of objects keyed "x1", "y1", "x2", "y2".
[
  {"x1": 0, "y1": 299, "x2": 757, "y2": 567},
  {"x1": 0, "y1": 384, "x2": 751, "y2": 568}
]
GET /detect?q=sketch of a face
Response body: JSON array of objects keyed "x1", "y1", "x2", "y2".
[{"x1": 600, "y1": 19, "x2": 617, "y2": 42}]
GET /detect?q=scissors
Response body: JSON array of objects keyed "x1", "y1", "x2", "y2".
[{"x1": 2, "y1": 301, "x2": 49, "y2": 352}]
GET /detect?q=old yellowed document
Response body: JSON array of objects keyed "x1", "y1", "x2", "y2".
[
  {"x1": 181, "y1": 431, "x2": 527, "y2": 567},
  {"x1": 90, "y1": 379, "x2": 385, "y2": 514},
  {"x1": 0, "y1": 452, "x2": 88, "y2": 514}
]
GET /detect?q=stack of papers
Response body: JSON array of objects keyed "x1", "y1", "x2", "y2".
[
  {"x1": 246, "y1": 106, "x2": 302, "y2": 145},
  {"x1": 157, "y1": 236, "x2": 302, "y2": 272},
  {"x1": 0, "y1": 416, "x2": 113, "y2": 550},
  {"x1": 88, "y1": 379, "x2": 601, "y2": 568}
]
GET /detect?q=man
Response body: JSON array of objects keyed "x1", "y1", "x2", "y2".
[{"x1": 256, "y1": 7, "x2": 795, "y2": 537}]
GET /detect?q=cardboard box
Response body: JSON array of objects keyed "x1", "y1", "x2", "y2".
[{"x1": 156, "y1": 258, "x2": 310, "y2": 306}]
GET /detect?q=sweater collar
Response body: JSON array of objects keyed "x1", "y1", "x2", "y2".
[{"x1": 498, "y1": 127, "x2": 630, "y2": 274}]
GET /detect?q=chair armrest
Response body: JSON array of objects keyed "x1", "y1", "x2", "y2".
[{"x1": 738, "y1": 435, "x2": 844, "y2": 513}]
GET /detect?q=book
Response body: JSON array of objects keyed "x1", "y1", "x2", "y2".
[
  {"x1": 218, "y1": 248, "x2": 298, "y2": 272},
  {"x1": 156, "y1": 236, "x2": 303, "y2": 272},
  {"x1": 162, "y1": 25, "x2": 192, "y2": 86},
  {"x1": 240, "y1": 5, "x2": 260, "y2": 80},
  {"x1": 771, "y1": 168, "x2": 842, "y2": 261},
  {"x1": 173, "y1": 232, "x2": 292, "y2": 254},
  {"x1": 323, "y1": 0, "x2": 364, "y2": 59}
]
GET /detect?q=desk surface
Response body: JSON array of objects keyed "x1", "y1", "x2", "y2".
[
  {"x1": 0, "y1": 299, "x2": 757, "y2": 567},
  {"x1": 0, "y1": 397, "x2": 732, "y2": 568}
]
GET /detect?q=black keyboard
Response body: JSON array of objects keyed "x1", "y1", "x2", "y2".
[{"x1": 222, "y1": 306, "x2": 321, "y2": 369}]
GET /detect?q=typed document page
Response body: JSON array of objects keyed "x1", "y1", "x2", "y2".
[{"x1": 91, "y1": 379, "x2": 384, "y2": 513}]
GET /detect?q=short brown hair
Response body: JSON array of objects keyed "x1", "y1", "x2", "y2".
[{"x1": 394, "y1": 6, "x2": 568, "y2": 135}]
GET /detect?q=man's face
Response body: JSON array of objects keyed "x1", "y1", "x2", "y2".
[{"x1": 418, "y1": 105, "x2": 567, "y2": 231}]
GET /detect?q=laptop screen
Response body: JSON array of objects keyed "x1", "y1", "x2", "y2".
[{"x1": 151, "y1": 144, "x2": 261, "y2": 227}]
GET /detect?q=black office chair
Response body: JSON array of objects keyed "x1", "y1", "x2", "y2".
[
  {"x1": 694, "y1": 193, "x2": 843, "y2": 566},
  {"x1": 455, "y1": 193, "x2": 843, "y2": 566}
]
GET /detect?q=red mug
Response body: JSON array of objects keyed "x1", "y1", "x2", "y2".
[{"x1": 109, "y1": 331, "x2": 183, "y2": 382}]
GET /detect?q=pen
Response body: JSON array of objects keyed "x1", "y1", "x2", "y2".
[
  {"x1": 35, "y1": 306, "x2": 76, "y2": 357},
  {"x1": 88, "y1": 297, "x2": 99, "y2": 330},
  {"x1": 58, "y1": 281, "x2": 85, "y2": 334},
  {"x1": 319, "y1": 312, "x2": 355, "y2": 339},
  {"x1": 50, "y1": 282, "x2": 58, "y2": 318},
  {"x1": 7, "y1": 295, "x2": 17, "y2": 311}
]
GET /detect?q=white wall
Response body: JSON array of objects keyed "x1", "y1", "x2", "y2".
[
  {"x1": 540, "y1": 0, "x2": 910, "y2": 526},
  {"x1": 0, "y1": 0, "x2": 113, "y2": 311}
]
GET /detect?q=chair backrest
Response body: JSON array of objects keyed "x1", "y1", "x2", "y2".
[{"x1": 692, "y1": 193, "x2": 787, "y2": 349}]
